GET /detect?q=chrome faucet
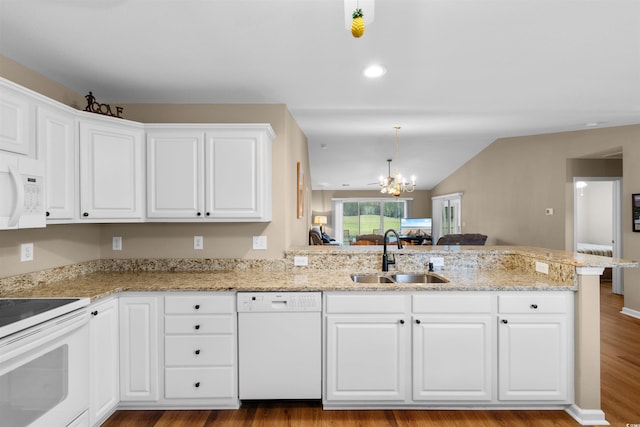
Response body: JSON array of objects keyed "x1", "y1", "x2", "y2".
[{"x1": 382, "y1": 229, "x2": 403, "y2": 272}]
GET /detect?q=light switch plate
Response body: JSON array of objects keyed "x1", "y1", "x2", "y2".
[
  {"x1": 253, "y1": 236, "x2": 267, "y2": 250},
  {"x1": 20, "y1": 243, "x2": 34, "y2": 262}
]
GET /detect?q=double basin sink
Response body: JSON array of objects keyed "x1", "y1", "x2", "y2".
[{"x1": 351, "y1": 272, "x2": 449, "y2": 284}]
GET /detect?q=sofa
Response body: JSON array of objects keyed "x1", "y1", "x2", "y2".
[{"x1": 436, "y1": 233, "x2": 487, "y2": 245}]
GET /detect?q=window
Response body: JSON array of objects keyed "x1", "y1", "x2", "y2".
[{"x1": 334, "y1": 199, "x2": 408, "y2": 244}]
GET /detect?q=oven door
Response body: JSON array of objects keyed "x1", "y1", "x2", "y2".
[{"x1": 0, "y1": 309, "x2": 89, "y2": 427}]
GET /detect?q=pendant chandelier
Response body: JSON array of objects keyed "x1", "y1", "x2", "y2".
[{"x1": 379, "y1": 126, "x2": 416, "y2": 197}]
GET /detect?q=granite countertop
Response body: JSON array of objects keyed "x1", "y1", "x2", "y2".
[{"x1": 0, "y1": 268, "x2": 576, "y2": 302}]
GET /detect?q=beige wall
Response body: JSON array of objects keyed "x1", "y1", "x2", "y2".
[
  {"x1": 0, "y1": 55, "x2": 311, "y2": 277},
  {"x1": 432, "y1": 125, "x2": 640, "y2": 311}
]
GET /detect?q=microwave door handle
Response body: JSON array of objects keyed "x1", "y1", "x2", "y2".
[{"x1": 7, "y1": 164, "x2": 24, "y2": 228}]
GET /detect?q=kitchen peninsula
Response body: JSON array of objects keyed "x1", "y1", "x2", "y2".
[{"x1": 0, "y1": 245, "x2": 636, "y2": 427}]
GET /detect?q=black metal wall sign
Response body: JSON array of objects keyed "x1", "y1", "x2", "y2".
[{"x1": 84, "y1": 92, "x2": 123, "y2": 118}]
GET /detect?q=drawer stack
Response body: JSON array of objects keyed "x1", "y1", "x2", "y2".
[{"x1": 164, "y1": 293, "x2": 237, "y2": 403}]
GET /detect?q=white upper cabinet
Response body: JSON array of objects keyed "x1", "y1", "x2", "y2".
[
  {"x1": 0, "y1": 81, "x2": 34, "y2": 156},
  {"x1": 147, "y1": 124, "x2": 274, "y2": 222},
  {"x1": 38, "y1": 104, "x2": 78, "y2": 221},
  {"x1": 79, "y1": 118, "x2": 145, "y2": 221}
]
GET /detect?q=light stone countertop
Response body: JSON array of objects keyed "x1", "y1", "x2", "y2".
[{"x1": 0, "y1": 268, "x2": 576, "y2": 302}]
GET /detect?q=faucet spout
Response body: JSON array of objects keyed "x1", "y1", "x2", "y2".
[{"x1": 382, "y1": 229, "x2": 403, "y2": 272}]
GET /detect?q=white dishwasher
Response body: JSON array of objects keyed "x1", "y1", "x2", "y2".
[{"x1": 237, "y1": 292, "x2": 322, "y2": 399}]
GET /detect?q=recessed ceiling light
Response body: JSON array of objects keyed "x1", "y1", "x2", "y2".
[{"x1": 363, "y1": 64, "x2": 387, "y2": 78}]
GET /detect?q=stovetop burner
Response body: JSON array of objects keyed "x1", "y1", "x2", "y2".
[
  {"x1": 0, "y1": 298, "x2": 90, "y2": 338},
  {"x1": 0, "y1": 299, "x2": 82, "y2": 327}
]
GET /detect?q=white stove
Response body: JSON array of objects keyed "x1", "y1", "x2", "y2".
[{"x1": 0, "y1": 297, "x2": 90, "y2": 338}]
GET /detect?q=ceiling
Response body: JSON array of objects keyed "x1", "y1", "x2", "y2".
[{"x1": 1, "y1": 0, "x2": 639, "y2": 190}]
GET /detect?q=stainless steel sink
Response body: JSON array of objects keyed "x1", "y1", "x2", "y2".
[
  {"x1": 389, "y1": 273, "x2": 449, "y2": 284},
  {"x1": 350, "y1": 274, "x2": 394, "y2": 283},
  {"x1": 350, "y1": 273, "x2": 448, "y2": 284}
]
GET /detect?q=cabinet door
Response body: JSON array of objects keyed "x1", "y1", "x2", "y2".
[
  {"x1": 79, "y1": 119, "x2": 144, "y2": 220},
  {"x1": 89, "y1": 298, "x2": 119, "y2": 425},
  {"x1": 0, "y1": 83, "x2": 33, "y2": 156},
  {"x1": 413, "y1": 315, "x2": 492, "y2": 401},
  {"x1": 204, "y1": 129, "x2": 271, "y2": 221},
  {"x1": 147, "y1": 131, "x2": 204, "y2": 219},
  {"x1": 325, "y1": 316, "x2": 408, "y2": 402},
  {"x1": 38, "y1": 105, "x2": 77, "y2": 221},
  {"x1": 498, "y1": 315, "x2": 568, "y2": 401},
  {"x1": 119, "y1": 296, "x2": 159, "y2": 402}
]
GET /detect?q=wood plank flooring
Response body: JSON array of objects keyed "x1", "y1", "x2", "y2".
[{"x1": 102, "y1": 284, "x2": 640, "y2": 427}]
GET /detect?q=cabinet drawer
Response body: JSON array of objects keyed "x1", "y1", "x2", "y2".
[
  {"x1": 498, "y1": 293, "x2": 569, "y2": 314},
  {"x1": 165, "y1": 315, "x2": 233, "y2": 335},
  {"x1": 325, "y1": 293, "x2": 408, "y2": 314},
  {"x1": 413, "y1": 293, "x2": 494, "y2": 313},
  {"x1": 165, "y1": 294, "x2": 234, "y2": 314},
  {"x1": 165, "y1": 336, "x2": 234, "y2": 366},
  {"x1": 165, "y1": 367, "x2": 235, "y2": 399}
]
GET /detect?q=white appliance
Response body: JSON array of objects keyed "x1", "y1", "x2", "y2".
[
  {"x1": 0, "y1": 153, "x2": 45, "y2": 230},
  {"x1": 237, "y1": 292, "x2": 322, "y2": 400},
  {"x1": 0, "y1": 298, "x2": 90, "y2": 427}
]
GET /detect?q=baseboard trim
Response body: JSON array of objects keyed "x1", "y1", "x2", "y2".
[
  {"x1": 621, "y1": 307, "x2": 640, "y2": 319},
  {"x1": 565, "y1": 405, "x2": 609, "y2": 425}
]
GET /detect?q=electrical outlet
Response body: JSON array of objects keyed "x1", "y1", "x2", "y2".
[
  {"x1": 194, "y1": 235, "x2": 204, "y2": 250},
  {"x1": 430, "y1": 256, "x2": 445, "y2": 268},
  {"x1": 253, "y1": 236, "x2": 267, "y2": 250},
  {"x1": 535, "y1": 261, "x2": 549, "y2": 274},
  {"x1": 545, "y1": 208, "x2": 554, "y2": 216},
  {"x1": 112, "y1": 236, "x2": 122, "y2": 251},
  {"x1": 294, "y1": 256, "x2": 308, "y2": 266},
  {"x1": 20, "y1": 243, "x2": 34, "y2": 262}
]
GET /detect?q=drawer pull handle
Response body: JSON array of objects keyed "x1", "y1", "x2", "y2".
[
  {"x1": 530, "y1": 304, "x2": 538, "y2": 309},
  {"x1": 196, "y1": 212, "x2": 202, "y2": 217},
  {"x1": 399, "y1": 319, "x2": 405, "y2": 324},
  {"x1": 195, "y1": 349, "x2": 201, "y2": 355},
  {"x1": 194, "y1": 324, "x2": 201, "y2": 330},
  {"x1": 91, "y1": 310, "x2": 98, "y2": 316},
  {"x1": 415, "y1": 319, "x2": 421, "y2": 324},
  {"x1": 502, "y1": 319, "x2": 509, "y2": 324},
  {"x1": 194, "y1": 382, "x2": 200, "y2": 388},
  {"x1": 83, "y1": 212, "x2": 89, "y2": 217},
  {"x1": 194, "y1": 304, "x2": 200, "y2": 310}
]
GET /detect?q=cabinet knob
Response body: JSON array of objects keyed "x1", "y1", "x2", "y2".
[
  {"x1": 194, "y1": 324, "x2": 201, "y2": 330},
  {"x1": 530, "y1": 304, "x2": 538, "y2": 309},
  {"x1": 91, "y1": 310, "x2": 98, "y2": 316},
  {"x1": 502, "y1": 319, "x2": 509, "y2": 324},
  {"x1": 399, "y1": 319, "x2": 405, "y2": 324},
  {"x1": 195, "y1": 349, "x2": 201, "y2": 355},
  {"x1": 46, "y1": 211, "x2": 50, "y2": 217},
  {"x1": 415, "y1": 319, "x2": 421, "y2": 324},
  {"x1": 206, "y1": 212, "x2": 210, "y2": 216},
  {"x1": 194, "y1": 382, "x2": 200, "y2": 388},
  {"x1": 196, "y1": 212, "x2": 202, "y2": 217},
  {"x1": 83, "y1": 212, "x2": 89, "y2": 217},
  {"x1": 194, "y1": 304, "x2": 200, "y2": 310}
]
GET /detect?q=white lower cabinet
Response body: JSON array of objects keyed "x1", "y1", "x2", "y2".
[
  {"x1": 119, "y1": 295, "x2": 159, "y2": 403},
  {"x1": 497, "y1": 292, "x2": 572, "y2": 402},
  {"x1": 324, "y1": 293, "x2": 410, "y2": 403},
  {"x1": 88, "y1": 297, "x2": 119, "y2": 426},
  {"x1": 324, "y1": 291, "x2": 573, "y2": 408},
  {"x1": 413, "y1": 293, "x2": 494, "y2": 401},
  {"x1": 162, "y1": 293, "x2": 238, "y2": 407}
]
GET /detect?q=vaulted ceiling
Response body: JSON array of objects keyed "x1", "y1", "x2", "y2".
[{"x1": 1, "y1": 0, "x2": 639, "y2": 190}]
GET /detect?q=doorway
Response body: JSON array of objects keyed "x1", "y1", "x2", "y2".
[{"x1": 573, "y1": 177, "x2": 623, "y2": 294}]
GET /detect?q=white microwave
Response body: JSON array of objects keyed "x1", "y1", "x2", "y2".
[{"x1": 0, "y1": 153, "x2": 45, "y2": 230}]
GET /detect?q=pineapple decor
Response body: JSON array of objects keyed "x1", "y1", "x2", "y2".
[{"x1": 351, "y1": 8, "x2": 365, "y2": 38}]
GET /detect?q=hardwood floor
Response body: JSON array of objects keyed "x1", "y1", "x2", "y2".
[{"x1": 102, "y1": 284, "x2": 640, "y2": 427}]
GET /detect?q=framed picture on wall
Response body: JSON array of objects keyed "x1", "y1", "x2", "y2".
[
  {"x1": 297, "y1": 161, "x2": 304, "y2": 219},
  {"x1": 633, "y1": 193, "x2": 640, "y2": 232}
]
